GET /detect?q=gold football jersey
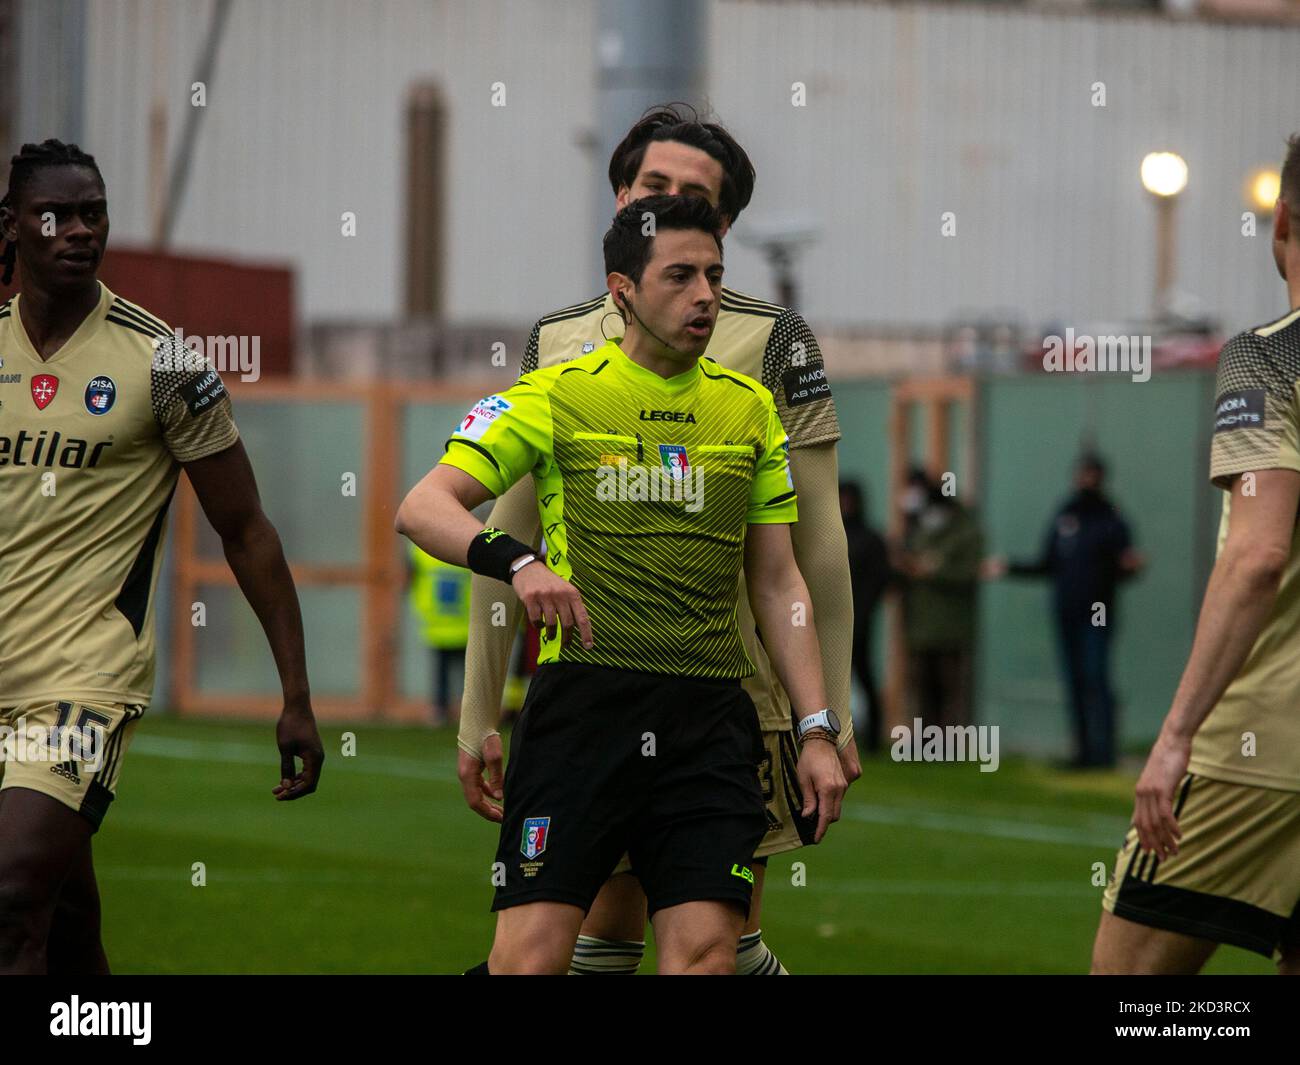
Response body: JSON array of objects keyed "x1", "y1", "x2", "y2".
[
  {"x1": 0, "y1": 282, "x2": 238, "y2": 704},
  {"x1": 1197, "y1": 306, "x2": 1300, "y2": 792}
]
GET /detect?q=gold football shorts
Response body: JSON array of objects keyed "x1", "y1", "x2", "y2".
[
  {"x1": 0, "y1": 699, "x2": 145, "y2": 830},
  {"x1": 1102, "y1": 772, "x2": 1300, "y2": 959}
]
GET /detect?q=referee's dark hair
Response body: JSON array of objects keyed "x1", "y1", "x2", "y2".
[
  {"x1": 0, "y1": 139, "x2": 104, "y2": 285},
  {"x1": 1282, "y1": 133, "x2": 1300, "y2": 222},
  {"x1": 608, "y1": 103, "x2": 756, "y2": 225},
  {"x1": 603, "y1": 194, "x2": 724, "y2": 286}
]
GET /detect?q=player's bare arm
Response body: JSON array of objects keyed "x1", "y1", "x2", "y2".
[
  {"x1": 457, "y1": 474, "x2": 544, "y2": 822},
  {"x1": 184, "y1": 440, "x2": 324, "y2": 800},
  {"x1": 398, "y1": 465, "x2": 593, "y2": 821},
  {"x1": 787, "y1": 440, "x2": 861, "y2": 785},
  {"x1": 743, "y1": 520, "x2": 847, "y2": 842},
  {"x1": 1134, "y1": 467, "x2": 1300, "y2": 859}
]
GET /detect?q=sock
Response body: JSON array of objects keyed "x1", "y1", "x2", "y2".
[
  {"x1": 463, "y1": 960, "x2": 490, "y2": 975},
  {"x1": 736, "y1": 930, "x2": 788, "y2": 975},
  {"x1": 568, "y1": 934, "x2": 645, "y2": 975}
]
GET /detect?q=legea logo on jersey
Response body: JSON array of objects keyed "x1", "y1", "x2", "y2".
[
  {"x1": 595, "y1": 444, "x2": 705, "y2": 512},
  {"x1": 84, "y1": 375, "x2": 117, "y2": 415},
  {"x1": 521, "y1": 816, "x2": 550, "y2": 859},
  {"x1": 456, "y1": 394, "x2": 511, "y2": 442}
]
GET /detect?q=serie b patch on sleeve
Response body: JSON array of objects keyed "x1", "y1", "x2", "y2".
[
  {"x1": 456, "y1": 394, "x2": 512, "y2": 441},
  {"x1": 1214, "y1": 388, "x2": 1265, "y2": 433}
]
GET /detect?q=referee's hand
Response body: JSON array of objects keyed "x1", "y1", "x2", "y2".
[
  {"x1": 512, "y1": 561, "x2": 594, "y2": 649},
  {"x1": 459, "y1": 733, "x2": 505, "y2": 823},
  {"x1": 797, "y1": 739, "x2": 847, "y2": 843}
]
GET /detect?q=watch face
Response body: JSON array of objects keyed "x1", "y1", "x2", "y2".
[{"x1": 826, "y1": 709, "x2": 841, "y2": 735}]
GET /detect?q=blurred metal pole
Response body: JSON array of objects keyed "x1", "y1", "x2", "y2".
[
  {"x1": 15, "y1": 0, "x2": 85, "y2": 148},
  {"x1": 1154, "y1": 194, "x2": 1177, "y2": 319},
  {"x1": 148, "y1": 2, "x2": 170, "y2": 244},
  {"x1": 157, "y1": 0, "x2": 232, "y2": 248},
  {"x1": 593, "y1": 0, "x2": 705, "y2": 284}
]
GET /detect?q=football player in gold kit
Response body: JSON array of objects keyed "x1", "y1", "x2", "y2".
[{"x1": 0, "y1": 140, "x2": 323, "y2": 974}]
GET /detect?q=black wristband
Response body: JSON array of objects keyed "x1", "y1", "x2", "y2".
[{"x1": 466, "y1": 527, "x2": 533, "y2": 584}]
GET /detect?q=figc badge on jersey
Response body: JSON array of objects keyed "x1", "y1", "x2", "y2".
[{"x1": 658, "y1": 444, "x2": 689, "y2": 480}]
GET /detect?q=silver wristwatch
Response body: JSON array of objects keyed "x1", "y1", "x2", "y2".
[
  {"x1": 507, "y1": 553, "x2": 538, "y2": 582},
  {"x1": 796, "y1": 708, "x2": 841, "y2": 743}
]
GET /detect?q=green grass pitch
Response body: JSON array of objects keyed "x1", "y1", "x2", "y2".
[{"x1": 95, "y1": 716, "x2": 1273, "y2": 974}]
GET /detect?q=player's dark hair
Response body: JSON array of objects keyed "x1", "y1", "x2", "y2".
[
  {"x1": 1281, "y1": 133, "x2": 1300, "y2": 224},
  {"x1": 607, "y1": 103, "x2": 756, "y2": 225},
  {"x1": 0, "y1": 139, "x2": 104, "y2": 285},
  {"x1": 603, "y1": 194, "x2": 723, "y2": 286}
]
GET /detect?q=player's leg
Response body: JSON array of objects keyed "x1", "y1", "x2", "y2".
[
  {"x1": 652, "y1": 899, "x2": 746, "y2": 974},
  {"x1": 736, "y1": 861, "x2": 789, "y2": 975},
  {"x1": 489, "y1": 900, "x2": 586, "y2": 974},
  {"x1": 570, "y1": 869, "x2": 647, "y2": 975},
  {"x1": 1090, "y1": 911, "x2": 1217, "y2": 974},
  {"x1": 486, "y1": 663, "x2": 643, "y2": 975},
  {"x1": 739, "y1": 728, "x2": 817, "y2": 975},
  {"x1": 1096, "y1": 774, "x2": 1300, "y2": 973},
  {"x1": 633, "y1": 678, "x2": 767, "y2": 975},
  {"x1": 47, "y1": 835, "x2": 109, "y2": 975},
  {"x1": 0, "y1": 787, "x2": 95, "y2": 974}
]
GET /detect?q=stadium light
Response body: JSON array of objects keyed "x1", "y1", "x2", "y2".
[
  {"x1": 1140, "y1": 152, "x2": 1189, "y2": 198},
  {"x1": 1140, "y1": 151, "x2": 1188, "y2": 319},
  {"x1": 1246, "y1": 166, "x2": 1281, "y2": 215}
]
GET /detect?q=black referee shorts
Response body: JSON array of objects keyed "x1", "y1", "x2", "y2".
[{"x1": 491, "y1": 661, "x2": 767, "y2": 918}]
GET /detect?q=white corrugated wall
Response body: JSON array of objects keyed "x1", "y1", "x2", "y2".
[{"x1": 79, "y1": 0, "x2": 1300, "y2": 330}]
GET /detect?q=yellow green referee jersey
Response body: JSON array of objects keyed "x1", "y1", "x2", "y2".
[
  {"x1": 441, "y1": 339, "x2": 798, "y2": 678},
  {"x1": 0, "y1": 282, "x2": 239, "y2": 705},
  {"x1": 521, "y1": 286, "x2": 840, "y2": 728},
  {"x1": 524, "y1": 286, "x2": 840, "y2": 450},
  {"x1": 1198, "y1": 305, "x2": 1300, "y2": 792}
]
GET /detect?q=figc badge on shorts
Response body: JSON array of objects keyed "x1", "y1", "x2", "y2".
[{"x1": 521, "y1": 816, "x2": 550, "y2": 859}]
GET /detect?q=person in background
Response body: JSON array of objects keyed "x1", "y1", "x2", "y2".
[
  {"x1": 407, "y1": 542, "x2": 471, "y2": 726},
  {"x1": 984, "y1": 453, "x2": 1143, "y2": 768},
  {"x1": 839, "y1": 480, "x2": 890, "y2": 751},
  {"x1": 896, "y1": 468, "x2": 983, "y2": 729}
]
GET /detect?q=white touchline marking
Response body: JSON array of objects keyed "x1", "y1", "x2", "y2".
[{"x1": 131, "y1": 735, "x2": 1124, "y2": 847}]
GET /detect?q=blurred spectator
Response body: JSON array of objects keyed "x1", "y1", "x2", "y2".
[
  {"x1": 407, "y1": 542, "x2": 472, "y2": 726},
  {"x1": 984, "y1": 453, "x2": 1144, "y2": 768},
  {"x1": 839, "y1": 480, "x2": 890, "y2": 752},
  {"x1": 896, "y1": 468, "x2": 983, "y2": 729}
]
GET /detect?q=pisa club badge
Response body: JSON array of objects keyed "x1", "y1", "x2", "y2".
[
  {"x1": 31, "y1": 373, "x2": 59, "y2": 410},
  {"x1": 84, "y1": 375, "x2": 117, "y2": 415}
]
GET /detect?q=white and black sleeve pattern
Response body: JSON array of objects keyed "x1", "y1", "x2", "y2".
[
  {"x1": 520, "y1": 320, "x2": 541, "y2": 378},
  {"x1": 761, "y1": 310, "x2": 841, "y2": 449}
]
